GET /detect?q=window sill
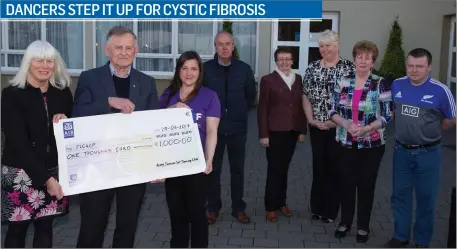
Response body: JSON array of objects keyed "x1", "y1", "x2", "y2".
[
  {"x1": 1, "y1": 68, "x2": 174, "y2": 80},
  {"x1": 1, "y1": 68, "x2": 84, "y2": 77},
  {"x1": 1, "y1": 68, "x2": 256, "y2": 81}
]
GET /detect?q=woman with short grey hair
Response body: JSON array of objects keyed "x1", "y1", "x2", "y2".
[
  {"x1": 1, "y1": 40, "x2": 73, "y2": 247},
  {"x1": 302, "y1": 30, "x2": 355, "y2": 223}
]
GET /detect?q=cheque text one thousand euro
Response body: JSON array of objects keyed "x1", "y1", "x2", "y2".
[{"x1": 5, "y1": 3, "x2": 267, "y2": 17}]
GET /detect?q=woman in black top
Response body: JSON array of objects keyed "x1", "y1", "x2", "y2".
[{"x1": 1, "y1": 40, "x2": 73, "y2": 248}]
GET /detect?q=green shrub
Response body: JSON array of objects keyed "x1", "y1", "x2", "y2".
[
  {"x1": 378, "y1": 16, "x2": 406, "y2": 79},
  {"x1": 222, "y1": 20, "x2": 240, "y2": 60}
]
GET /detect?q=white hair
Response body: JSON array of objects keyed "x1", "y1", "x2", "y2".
[
  {"x1": 318, "y1": 29, "x2": 340, "y2": 45},
  {"x1": 9, "y1": 40, "x2": 71, "y2": 90}
]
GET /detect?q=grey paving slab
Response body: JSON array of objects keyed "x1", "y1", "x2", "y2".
[{"x1": 1, "y1": 109, "x2": 455, "y2": 248}]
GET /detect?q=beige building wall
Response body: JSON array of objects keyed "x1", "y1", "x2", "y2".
[
  {"x1": 324, "y1": 0, "x2": 456, "y2": 81},
  {"x1": 257, "y1": 0, "x2": 456, "y2": 82},
  {"x1": 259, "y1": 0, "x2": 456, "y2": 81},
  {"x1": 2, "y1": 0, "x2": 456, "y2": 93}
]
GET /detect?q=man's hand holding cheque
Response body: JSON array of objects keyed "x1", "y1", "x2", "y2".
[{"x1": 109, "y1": 97, "x2": 136, "y2": 113}]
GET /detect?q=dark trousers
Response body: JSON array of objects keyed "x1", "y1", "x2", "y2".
[
  {"x1": 309, "y1": 126, "x2": 340, "y2": 220},
  {"x1": 165, "y1": 173, "x2": 208, "y2": 248},
  {"x1": 4, "y1": 218, "x2": 54, "y2": 248},
  {"x1": 76, "y1": 183, "x2": 146, "y2": 248},
  {"x1": 392, "y1": 143, "x2": 441, "y2": 246},
  {"x1": 207, "y1": 132, "x2": 247, "y2": 214},
  {"x1": 338, "y1": 144, "x2": 385, "y2": 231},
  {"x1": 264, "y1": 130, "x2": 299, "y2": 211},
  {"x1": 448, "y1": 187, "x2": 456, "y2": 248}
]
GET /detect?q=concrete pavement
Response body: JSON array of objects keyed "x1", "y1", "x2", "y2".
[{"x1": 2, "y1": 109, "x2": 455, "y2": 248}]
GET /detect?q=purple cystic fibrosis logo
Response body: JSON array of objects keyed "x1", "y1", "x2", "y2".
[
  {"x1": 191, "y1": 111, "x2": 203, "y2": 123},
  {"x1": 191, "y1": 110, "x2": 197, "y2": 123},
  {"x1": 63, "y1": 121, "x2": 75, "y2": 138}
]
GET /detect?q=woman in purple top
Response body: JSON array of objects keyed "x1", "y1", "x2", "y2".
[{"x1": 158, "y1": 51, "x2": 221, "y2": 248}]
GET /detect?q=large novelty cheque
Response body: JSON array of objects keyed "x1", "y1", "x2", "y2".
[{"x1": 53, "y1": 108, "x2": 205, "y2": 196}]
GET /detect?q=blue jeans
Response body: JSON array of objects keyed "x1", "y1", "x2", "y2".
[{"x1": 391, "y1": 142, "x2": 442, "y2": 246}]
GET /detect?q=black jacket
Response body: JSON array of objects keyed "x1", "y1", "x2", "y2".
[
  {"x1": 72, "y1": 63, "x2": 159, "y2": 118},
  {"x1": 1, "y1": 84, "x2": 73, "y2": 188},
  {"x1": 203, "y1": 58, "x2": 256, "y2": 134}
]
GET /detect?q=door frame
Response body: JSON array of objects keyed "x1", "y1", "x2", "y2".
[
  {"x1": 270, "y1": 13, "x2": 339, "y2": 76},
  {"x1": 270, "y1": 19, "x2": 309, "y2": 76},
  {"x1": 447, "y1": 15, "x2": 456, "y2": 88}
]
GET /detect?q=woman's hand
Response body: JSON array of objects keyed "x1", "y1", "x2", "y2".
[
  {"x1": 344, "y1": 121, "x2": 359, "y2": 135},
  {"x1": 151, "y1": 179, "x2": 165, "y2": 183},
  {"x1": 46, "y1": 177, "x2": 64, "y2": 200},
  {"x1": 52, "y1": 113, "x2": 67, "y2": 123},
  {"x1": 324, "y1": 120, "x2": 337, "y2": 129},
  {"x1": 204, "y1": 160, "x2": 213, "y2": 175},
  {"x1": 260, "y1": 138, "x2": 269, "y2": 147},
  {"x1": 310, "y1": 119, "x2": 329, "y2": 130},
  {"x1": 352, "y1": 125, "x2": 372, "y2": 137},
  {"x1": 176, "y1": 102, "x2": 190, "y2": 109},
  {"x1": 168, "y1": 102, "x2": 190, "y2": 109},
  {"x1": 298, "y1": 134, "x2": 305, "y2": 142}
]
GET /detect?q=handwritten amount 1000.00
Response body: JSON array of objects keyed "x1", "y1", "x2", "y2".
[{"x1": 155, "y1": 136, "x2": 192, "y2": 147}]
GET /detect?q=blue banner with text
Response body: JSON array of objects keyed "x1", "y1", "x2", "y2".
[{"x1": 1, "y1": 0, "x2": 322, "y2": 19}]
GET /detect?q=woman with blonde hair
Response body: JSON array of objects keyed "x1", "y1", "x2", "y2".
[
  {"x1": 1, "y1": 40, "x2": 73, "y2": 247},
  {"x1": 302, "y1": 30, "x2": 355, "y2": 223}
]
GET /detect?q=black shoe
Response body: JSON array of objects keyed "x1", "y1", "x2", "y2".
[
  {"x1": 334, "y1": 224, "x2": 350, "y2": 239},
  {"x1": 321, "y1": 216, "x2": 334, "y2": 223},
  {"x1": 356, "y1": 229, "x2": 370, "y2": 243},
  {"x1": 384, "y1": 238, "x2": 409, "y2": 248},
  {"x1": 311, "y1": 214, "x2": 321, "y2": 220},
  {"x1": 415, "y1": 244, "x2": 428, "y2": 248}
]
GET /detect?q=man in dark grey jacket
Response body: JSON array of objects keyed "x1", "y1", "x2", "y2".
[
  {"x1": 204, "y1": 31, "x2": 256, "y2": 224},
  {"x1": 72, "y1": 26, "x2": 159, "y2": 248}
]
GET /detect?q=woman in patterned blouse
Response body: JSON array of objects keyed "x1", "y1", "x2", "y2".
[
  {"x1": 328, "y1": 40, "x2": 393, "y2": 243},
  {"x1": 302, "y1": 30, "x2": 354, "y2": 223}
]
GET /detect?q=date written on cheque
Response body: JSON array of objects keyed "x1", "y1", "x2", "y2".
[
  {"x1": 155, "y1": 136, "x2": 193, "y2": 147},
  {"x1": 160, "y1": 124, "x2": 191, "y2": 132}
]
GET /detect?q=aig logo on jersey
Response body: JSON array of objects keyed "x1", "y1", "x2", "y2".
[{"x1": 401, "y1": 104, "x2": 420, "y2": 117}]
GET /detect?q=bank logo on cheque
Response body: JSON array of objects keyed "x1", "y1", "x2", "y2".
[{"x1": 63, "y1": 121, "x2": 75, "y2": 138}]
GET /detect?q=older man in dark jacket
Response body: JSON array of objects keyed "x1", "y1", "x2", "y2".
[
  {"x1": 72, "y1": 26, "x2": 159, "y2": 248},
  {"x1": 204, "y1": 31, "x2": 256, "y2": 224}
]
